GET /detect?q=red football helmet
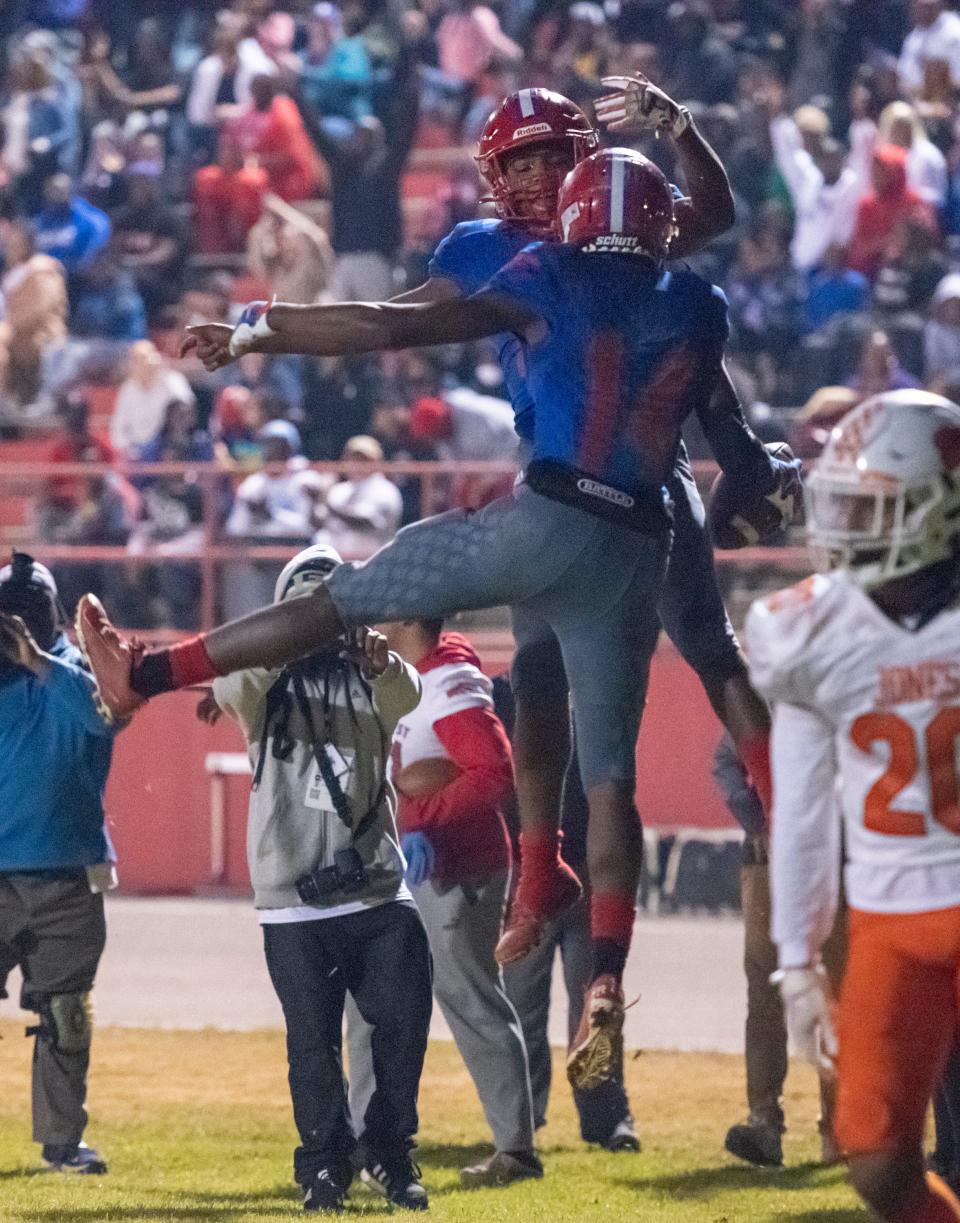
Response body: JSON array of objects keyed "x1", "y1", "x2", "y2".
[
  {"x1": 557, "y1": 148, "x2": 677, "y2": 259},
  {"x1": 477, "y1": 88, "x2": 598, "y2": 224}
]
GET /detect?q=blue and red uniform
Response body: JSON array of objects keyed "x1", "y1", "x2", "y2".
[
  {"x1": 487, "y1": 244, "x2": 728, "y2": 493},
  {"x1": 326, "y1": 237, "x2": 731, "y2": 795},
  {"x1": 429, "y1": 219, "x2": 537, "y2": 443},
  {"x1": 429, "y1": 218, "x2": 744, "y2": 690}
]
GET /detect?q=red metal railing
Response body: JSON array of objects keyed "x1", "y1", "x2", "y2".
[{"x1": 0, "y1": 458, "x2": 812, "y2": 629}]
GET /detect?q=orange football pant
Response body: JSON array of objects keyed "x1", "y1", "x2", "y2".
[{"x1": 836, "y1": 905, "x2": 960, "y2": 1158}]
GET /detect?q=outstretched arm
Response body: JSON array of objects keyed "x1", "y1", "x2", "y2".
[
  {"x1": 181, "y1": 293, "x2": 535, "y2": 369},
  {"x1": 595, "y1": 75, "x2": 735, "y2": 256},
  {"x1": 696, "y1": 362, "x2": 770, "y2": 480}
]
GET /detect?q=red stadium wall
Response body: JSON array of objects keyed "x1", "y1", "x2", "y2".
[{"x1": 105, "y1": 641, "x2": 735, "y2": 895}]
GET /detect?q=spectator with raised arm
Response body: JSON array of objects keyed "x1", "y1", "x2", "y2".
[
  {"x1": 307, "y1": 88, "x2": 420, "y2": 301},
  {"x1": 766, "y1": 79, "x2": 874, "y2": 273}
]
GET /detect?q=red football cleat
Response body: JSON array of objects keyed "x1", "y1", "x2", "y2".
[
  {"x1": 75, "y1": 594, "x2": 145, "y2": 725},
  {"x1": 494, "y1": 865, "x2": 582, "y2": 965},
  {"x1": 566, "y1": 974, "x2": 626, "y2": 1092}
]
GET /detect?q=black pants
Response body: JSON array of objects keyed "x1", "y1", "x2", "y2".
[
  {"x1": 262, "y1": 901, "x2": 433, "y2": 1186},
  {"x1": 0, "y1": 871, "x2": 106, "y2": 1146}
]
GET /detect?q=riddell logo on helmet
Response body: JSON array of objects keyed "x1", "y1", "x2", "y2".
[{"x1": 512, "y1": 122, "x2": 552, "y2": 140}]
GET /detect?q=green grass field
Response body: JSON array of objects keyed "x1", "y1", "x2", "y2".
[{"x1": 0, "y1": 1021, "x2": 865, "y2": 1221}]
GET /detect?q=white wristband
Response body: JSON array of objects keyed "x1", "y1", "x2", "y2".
[{"x1": 229, "y1": 301, "x2": 276, "y2": 358}]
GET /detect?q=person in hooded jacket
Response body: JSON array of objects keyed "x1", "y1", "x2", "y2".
[
  {"x1": 196, "y1": 544, "x2": 432, "y2": 1215},
  {"x1": 346, "y1": 619, "x2": 541, "y2": 1190},
  {"x1": 846, "y1": 144, "x2": 938, "y2": 280}
]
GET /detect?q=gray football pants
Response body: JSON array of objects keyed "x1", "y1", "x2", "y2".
[
  {"x1": 326, "y1": 484, "x2": 670, "y2": 790},
  {"x1": 347, "y1": 870, "x2": 536, "y2": 1153}
]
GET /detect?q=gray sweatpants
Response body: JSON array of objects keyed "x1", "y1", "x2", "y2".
[
  {"x1": 327, "y1": 484, "x2": 670, "y2": 789},
  {"x1": 0, "y1": 873, "x2": 105, "y2": 1147},
  {"x1": 347, "y1": 870, "x2": 535, "y2": 1153}
]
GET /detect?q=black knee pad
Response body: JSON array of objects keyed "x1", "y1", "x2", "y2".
[{"x1": 33, "y1": 992, "x2": 93, "y2": 1055}]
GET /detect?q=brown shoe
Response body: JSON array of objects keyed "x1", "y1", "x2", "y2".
[
  {"x1": 75, "y1": 594, "x2": 145, "y2": 725},
  {"x1": 566, "y1": 974, "x2": 625, "y2": 1091},
  {"x1": 494, "y1": 867, "x2": 581, "y2": 966},
  {"x1": 459, "y1": 1151, "x2": 543, "y2": 1189}
]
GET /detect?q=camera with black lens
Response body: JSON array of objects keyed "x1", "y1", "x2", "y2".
[{"x1": 296, "y1": 847, "x2": 368, "y2": 903}]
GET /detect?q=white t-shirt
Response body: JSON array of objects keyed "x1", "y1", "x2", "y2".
[
  {"x1": 258, "y1": 892, "x2": 413, "y2": 924},
  {"x1": 110, "y1": 369, "x2": 195, "y2": 455},
  {"x1": 444, "y1": 387, "x2": 519, "y2": 462},
  {"x1": 769, "y1": 115, "x2": 873, "y2": 271},
  {"x1": 225, "y1": 464, "x2": 326, "y2": 538},
  {"x1": 317, "y1": 473, "x2": 403, "y2": 560},
  {"x1": 899, "y1": 11, "x2": 960, "y2": 91},
  {"x1": 235, "y1": 38, "x2": 279, "y2": 109},
  {"x1": 390, "y1": 658, "x2": 495, "y2": 776},
  {"x1": 747, "y1": 572, "x2": 960, "y2": 967}
]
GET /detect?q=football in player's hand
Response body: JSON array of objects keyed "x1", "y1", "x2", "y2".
[
  {"x1": 708, "y1": 442, "x2": 804, "y2": 550},
  {"x1": 395, "y1": 757, "x2": 461, "y2": 797}
]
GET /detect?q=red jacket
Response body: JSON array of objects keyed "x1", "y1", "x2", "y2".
[{"x1": 396, "y1": 633, "x2": 513, "y2": 888}]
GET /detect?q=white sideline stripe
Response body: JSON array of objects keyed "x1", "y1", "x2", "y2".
[
  {"x1": 518, "y1": 88, "x2": 535, "y2": 117},
  {"x1": 610, "y1": 154, "x2": 625, "y2": 232}
]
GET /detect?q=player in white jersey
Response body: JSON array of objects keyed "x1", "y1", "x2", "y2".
[{"x1": 746, "y1": 389, "x2": 960, "y2": 1223}]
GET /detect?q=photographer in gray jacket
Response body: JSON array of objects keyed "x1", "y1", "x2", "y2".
[{"x1": 198, "y1": 544, "x2": 432, "y2": 1215}]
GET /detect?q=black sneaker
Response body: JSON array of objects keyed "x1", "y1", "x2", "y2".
[
  {"x1": 724, "y1": 1119, "x2": 784, "y2": 1168},
  {"x1": 361, "y1": 1155, "x2": 429, "y2": 1210},
  {"x1": 601, "y1": 1120, "x2": 641, "y2": 1153},
  {"x1": 41, "y1": 1142, "x2": 108, "y2": 1174},
  {"x1": 302, "y1": 1167, "x2": 347, "y2": 1213}
]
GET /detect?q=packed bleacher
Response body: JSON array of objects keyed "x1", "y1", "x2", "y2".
[{"x1": 1, "y1": 0, "x2": 958, "y2": 627}]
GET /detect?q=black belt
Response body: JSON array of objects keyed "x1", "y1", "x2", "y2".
[
  {"x1": 1, "y1": 867, "x2": 87, "y2": 882},
  {"x1": 524, "y1": 459, "x2": 672, "y2": 534}
]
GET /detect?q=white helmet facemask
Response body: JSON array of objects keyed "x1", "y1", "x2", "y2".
[{"x1": 806, "y1": 390, "x2": 960, "y2": 590}]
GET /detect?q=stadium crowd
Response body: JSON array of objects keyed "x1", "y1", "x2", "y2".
[{"x1": 2, "y1": 0, "x2": 960, "y2": 626}]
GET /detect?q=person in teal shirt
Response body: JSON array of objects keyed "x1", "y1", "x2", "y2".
[
  {"x1": 298, "y1": 3, "x2": 373, "y2": 123},
  {"x1": 0, "y1": 553, "x2": 116, "y2": 1175}
]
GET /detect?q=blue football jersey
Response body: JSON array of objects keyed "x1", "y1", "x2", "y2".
[
  {"x1": 428, "y1": 218, "x2": 538, "y2": 441},
  {"x1": 486, "y1": 244, "x2": 729, "y2": 494}
]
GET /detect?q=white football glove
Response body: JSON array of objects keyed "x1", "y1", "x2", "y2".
[
  {"x1": 229, "y1": 299, "x2": 276, "y2": 358},
  {"x1": 772, "y1": 965, "x2": 838, "y2": 1079},
  {"x1": 595, "y1": 75, "x2": 691, "y2": 138}
]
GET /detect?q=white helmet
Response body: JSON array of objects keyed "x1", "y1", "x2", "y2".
[
  {"x1": 274, "y1": 543, "x2": 342, "y2": 603},
  {"x1": 806, "y1": 389, "x2": 960, "y2": 589}
]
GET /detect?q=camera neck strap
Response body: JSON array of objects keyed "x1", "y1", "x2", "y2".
[{"x1": 292, "y1": 672, "x2": 384, "y2": 843}]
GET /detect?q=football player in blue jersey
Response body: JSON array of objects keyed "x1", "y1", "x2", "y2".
[
  {"x1": 78, "y1": 145, "x2": 779, "y2": 1092},
  {"x1": 394, "y1": 83, "x2": 786, "y2": 975}
]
